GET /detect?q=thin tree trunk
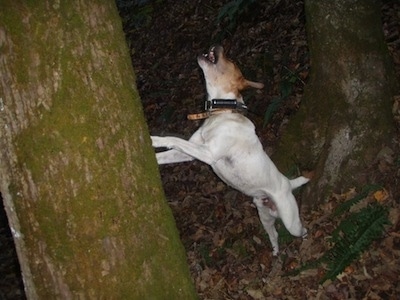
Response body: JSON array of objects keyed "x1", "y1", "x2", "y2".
[
  {"x1": 0, "y1": 1, "x2": 197, "y2": 299},
  {"x1": 273, "y1": 0, "x2": 398, "y2": 204}
]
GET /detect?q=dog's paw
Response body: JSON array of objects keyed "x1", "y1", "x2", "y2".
[
  {"x1": 301, "y1": 228, "x2": 308, "y2": 239},
  {"x1": 151, "y1": 136, "x2": 165, "y2": 148}
]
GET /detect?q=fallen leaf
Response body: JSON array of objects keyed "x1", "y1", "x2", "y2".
[
  {"x1": 252, "y1": 235, "x2": 262, "y2": 245},
  {"x1": 247, "y1": 288, "x2": 265, "y2": 299},
  {"x1": 373, "y1": 189, "x2": 389, "y2": 203}
]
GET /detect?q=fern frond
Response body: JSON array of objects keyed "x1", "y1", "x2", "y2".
[
  {"x1": 332, "y1": 184, "x2": 382, "y2": 216},
  {"x1": 263, "y1": 97, "x2": 282, "y2": 127},
  {"x1": 320, "y1": 204, "x2": 389, "y2": 283},
  {"x1": 290, "y1": 203, "x2": 389, "y2": 282}
]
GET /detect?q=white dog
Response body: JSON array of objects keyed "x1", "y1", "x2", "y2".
[{"x1": 151, "y1": 45, "x2": 309, "y2": 255}]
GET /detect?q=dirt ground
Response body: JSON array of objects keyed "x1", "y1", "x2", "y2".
[{"x1": 1, "y1": 1, "x2": 399, "y2": 299}]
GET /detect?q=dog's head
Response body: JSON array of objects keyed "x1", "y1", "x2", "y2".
[{"x1": 197, "y1": 45, "x2": 264, "y2": 101}]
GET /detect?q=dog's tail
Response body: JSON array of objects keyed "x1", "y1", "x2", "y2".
[{"x1": 290, "y1": 176, "x2": 309, "y2": 190}]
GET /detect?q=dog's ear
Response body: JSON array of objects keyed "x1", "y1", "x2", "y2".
[{"x1": 245, "y1": 80, "x2": 264, "y2": 89}]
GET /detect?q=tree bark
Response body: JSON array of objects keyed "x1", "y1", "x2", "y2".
[
  {"x1": 0, "y1": 1, "x2": 197, "y2": 299},
  {"x1": 273, "y1": 0, "x2": 398, "y2": 204}
]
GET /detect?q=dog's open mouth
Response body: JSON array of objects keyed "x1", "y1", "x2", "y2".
[{"x1": 202, "y1": 46, "x2": 217, "y2": 64}]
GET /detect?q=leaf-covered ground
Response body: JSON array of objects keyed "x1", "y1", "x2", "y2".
[
  {"x1": 1, "y1": 1, "x2": 399, "y2": 299},
  {"x1": 120, "y1": 1, "x2": 400, "y2": 299}
]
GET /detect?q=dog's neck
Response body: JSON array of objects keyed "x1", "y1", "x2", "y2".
[
  {"x1": 207, "y1": 90, "x2": 244, "y2": 102},
  {"x1": 206, "y1": 86, "x2": 247, "y2": 112}
]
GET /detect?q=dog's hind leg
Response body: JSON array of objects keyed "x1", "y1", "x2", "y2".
[
  {"x1": 274, "y1": 193, "x2": 308, "y2": 239},
  {"x1": 253, "y1": 198, "x2": 279, "y2": 255}
]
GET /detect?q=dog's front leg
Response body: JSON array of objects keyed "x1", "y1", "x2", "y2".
[
  {"x1": 253, "y1": 198, "x2": 279, "y2": 256},
  {"x1": 155, "y1": 149, "x2": 195, "y2": 164},
  {"x1": 151, "y1": 136, "x2": 214, "y2": 165}
]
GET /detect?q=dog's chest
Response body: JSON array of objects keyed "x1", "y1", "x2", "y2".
[{"x1": 200, "y1": 113, "x2": 255, "y2": 141}]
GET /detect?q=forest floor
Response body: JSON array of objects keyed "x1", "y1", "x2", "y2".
[
  {"x1": 1, "y1": 0, "x2": 399, "y2": 299},
  {"x1": 120, "y1": 1, "x2": 400, "y2": 299}
]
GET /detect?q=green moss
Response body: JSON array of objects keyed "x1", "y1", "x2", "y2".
[
  {"x1": 0, "y1": 12, "x2": 29, "y2": 84},
  {"x1": 5, "y1": 1, "x2": 196, "y2": 298}
]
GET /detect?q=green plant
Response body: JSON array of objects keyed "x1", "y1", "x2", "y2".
[
  {"x1": 332, "y1": 184, "x2": 382, "y2": 217},
  {"x1": 290, "y1": 188, "x2": 390, "y2": 284},
  {"x1": 198, "y1": 243, "x2": 213, "y2": 266},
  {"x1": 263, "y1": 66, "x2": 304, "y2": 127},
  {"x1": 263, "y1": 96, "x2": 282, "y2": 127},
  {"x1": 277, "y1": 220, "x2": 295, "y2": 245},
  {"x1": 320, "y1": 203, "x2": 389, "y2": 282}
]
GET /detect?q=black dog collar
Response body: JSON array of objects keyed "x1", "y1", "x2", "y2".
[
  {"x1": 187, "y1": 99, "x2": 247, "y2": 120},
  {"x1": 205, "y1": 99, "x2": 248, "y2": 111}
]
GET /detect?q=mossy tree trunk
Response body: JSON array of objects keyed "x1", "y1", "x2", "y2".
[
  {"x1": 0, "y1": 1, "x2": 197, "y2": 299},
  {"x1": 273, "y1": 0, "x2": 398, "y2": 204}
]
